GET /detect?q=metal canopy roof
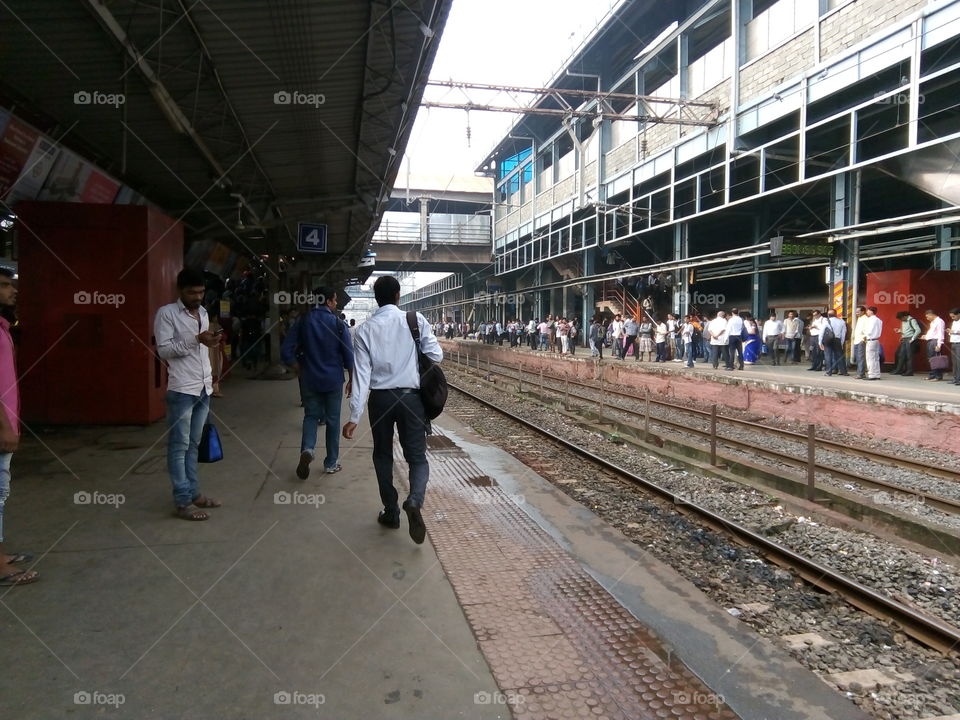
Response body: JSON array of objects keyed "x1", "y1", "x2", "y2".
[{"x1": 0, "y1": 0, "x2": 451, "y2": 285}]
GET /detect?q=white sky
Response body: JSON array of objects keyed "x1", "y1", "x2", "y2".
[{"x1": 403, "y1": 0, "x2": 622, "y2": 289}]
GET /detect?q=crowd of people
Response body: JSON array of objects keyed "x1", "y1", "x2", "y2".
[{"x1": 443, "y1": 306, "x2": 960, "y2": 385}]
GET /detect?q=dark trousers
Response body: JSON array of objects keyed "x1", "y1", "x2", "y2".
[
  {"x1": 709, "y1": 344, "x2": 727, "y2": 368},
  {"x1": 368, "y1": 389, "x2": 429, "y2": 510},
  {"x1": 764, "y1": 337, "x2": 781, "y2": 365},
  {"x1": 854, "y1": 342, "x2": 865, "y2": 377},
  {"x1": 894, "y1": 339, "x2": 915, "y2": 374},
  {"x1": 726, "y1": 338, "x2": 743, "y2": 369},
  {"x1": 655, "y1": 341, "x2": 666, "y2": 362},
  {"x1": 928, "y1": 339, "x2": 944, "y2": 379},
  {"x1": 824, "y1": 338, "x2": 847, "y2": 375},
  {"x1": 809, "y1": 340, "x2": 824, "y2": 370},
  {"x1": 952, "y1": 343, "x2": 960, "y2": 383},
  {"x1": 622, "y1": 335, "x2": 637, "y2": 359},
  {"x1": 592, "y1": 339, "x2": 603, "y2": 358}
]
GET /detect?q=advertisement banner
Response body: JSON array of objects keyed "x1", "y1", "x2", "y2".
[
  {"x1": 5, "y1": 134, "x2": 60, "y2": 205},
  {"x1": 0, "y1": 117, "x2": 40, "y2": 199}
]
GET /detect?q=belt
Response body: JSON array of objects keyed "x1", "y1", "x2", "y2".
[{"x1": 371, "y1": 387, "x2": 418, "y2": 394}]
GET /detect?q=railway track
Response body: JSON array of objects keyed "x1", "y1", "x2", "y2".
[
  {"x1": 450, "y1": 352, "x2": 960, "y2": 517},
  {"x1": 446, "y1": 378, "x2": 960, "y2": 655}
]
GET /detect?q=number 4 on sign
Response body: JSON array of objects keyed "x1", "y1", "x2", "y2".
[{"x1": 297, "y1": 223, "x2": 327, "y2": 253}]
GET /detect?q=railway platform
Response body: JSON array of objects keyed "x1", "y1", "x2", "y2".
[
  {"x1": 445, "y1": 340, "x2": 960, "y2": 457},
  {"x1": 2, "y1": 371, "x2": 873, "y2": 719}
]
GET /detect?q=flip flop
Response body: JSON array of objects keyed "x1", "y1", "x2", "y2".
[
  {"x1": 192, "y1": 495, "x2": 221, "y2": 508},
  {"x1": 0, "y1": 569, "x2": 39, "y2": 586},
  {"x1": 6, "y1": 553, "x2": 33, "y2": 565}
]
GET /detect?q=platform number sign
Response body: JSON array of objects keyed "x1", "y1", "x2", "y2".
[{"x1": 297, "y1": 223, "x2": 327, "y2": 254}]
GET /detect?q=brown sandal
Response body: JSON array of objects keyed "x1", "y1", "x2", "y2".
[
  {"x1": 0, "y1": 569, "x2": 39, "y2": 586},
  {"x1": 192, "y1": 495, "x2": 221, "y2": 508},
  {"x1": 175, "y1": 504, "x2": 209, "y2": 521}
]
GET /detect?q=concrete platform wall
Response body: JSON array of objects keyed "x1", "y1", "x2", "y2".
[{"x1": 447, "y1": 341, "x2": 960, "y2": 458}]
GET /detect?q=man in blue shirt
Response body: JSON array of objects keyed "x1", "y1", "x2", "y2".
[{"x1": 281, "y1": 286, "x2": 354, "y2": 479}]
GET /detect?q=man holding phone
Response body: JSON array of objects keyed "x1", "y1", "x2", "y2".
[{"x1": 154, "y1": 268, "x2": 222, "y2": 520}]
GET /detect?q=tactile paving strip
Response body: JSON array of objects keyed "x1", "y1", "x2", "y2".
[{"x1": 393, "y1": 428, "x2": 741, "y2": 720}]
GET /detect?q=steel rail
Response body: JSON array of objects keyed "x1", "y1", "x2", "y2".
[
  {"x1": 457, "y1": 353, "x2": 960, "y2": 483},
  {"x1": 447, "y1": 381, "x2": 960, "y2": 655}
]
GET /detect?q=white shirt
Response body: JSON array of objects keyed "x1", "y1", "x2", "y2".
[
  {"x1": 726, "y1": 314, "x2": 744, "y2": 336},
  {"x1": 951, "y1": 319, "x2": 960, "y2": 341},
  {"x1": 611, "y1": 320, "x2": 624, "y2": 338},
  {"x1": 809, "y1": 316, "x2": 825, "y2": 337},
  {"x1": 861, "y1": 315, "x2": 882, "y2": 341},
  {"x1": 853, "y1": 315, "x2": 868, "y2": 343},
  {"x1": 924, "y1": 316, "x2": 945, "y2": 344},
  {"x1": 783, "y1": 317, "x2": 802, "y2": 338},
  {"x1": 707, "y1": 317, "x2": 728, "y2": 345},
  {"x1": 762, "y1": 319, "x2": 783, "y2": 338},
  {"x1": 154, "y1": 299, "x2": 213, "y2": 396},
  {"x1": 349, "y1": 304, "x2": 442, "y2": 424}
]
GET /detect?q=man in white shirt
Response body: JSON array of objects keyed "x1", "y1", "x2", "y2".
[
  {"x1": 611, "y1": 314, "x2": 624, "y2": 359},
  {"x1": 527, "y1": 318, "x2": 537, "y2": 350},
  {"x1": 706, "y1": 311, "x2": 729, "y2": 369},
  {"x1": 923, "y1": 309, "x2": 946, "y2": 381},
  {"x1": 851, "y1": 306, "x2": 868, "y2": 379},
  {"x1": 949, "y1": 308, "x2": 960, "y2": 385},
  {"x1": 343, "y1": 276, "x2": 442, "y2": 544},
  {"x1": 762, "y1": 312, "x2": 784, "y2": 366},
  {"x1": 807, "y1": 311, "x2": 825, "y2": 371},
  {"x1": 154, "y1": 268, "x2": 221, "y2": 521},
  {"x1": 861, "y1": 306, "x2": 883, "y2": 380},
  {"x1": 725, "y1": 309, "x2": 744, "y2": 370},
  {"x1": 782, "y1": 311, "x2": 802, "y2": 363}
]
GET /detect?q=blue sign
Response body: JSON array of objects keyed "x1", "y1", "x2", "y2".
[{"x1": 297, "y1": 223, "x2": 327, "y2": 253}]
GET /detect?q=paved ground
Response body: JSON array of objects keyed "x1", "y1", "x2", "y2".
[{"x1": 1, "y1": 373, "x2": 504, "y2": 720}]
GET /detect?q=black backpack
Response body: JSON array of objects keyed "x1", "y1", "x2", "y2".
[
  {"x1": 820, "y1": 320, "x2": 835, "y2": 343},
  {"x1": 406, "y1": 311, "x2": 448, "y2": 420}
]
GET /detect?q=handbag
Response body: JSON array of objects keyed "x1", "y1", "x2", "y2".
[
  {"x1": 406, "y1": 311, "x2": 448, "y2": 420},
  {"x1": 198, "y1": 422, "x2": 224, "y2": 463},
  {"x1": 929, "y1": 354, "x2": 950, "y2": 371}
]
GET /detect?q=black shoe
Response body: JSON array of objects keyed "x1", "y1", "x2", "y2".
[
  {"x1": 402, "y1": 499, "x2": 426, "y2": 544},
  {"x1": 903, "y1": 373, "x2": 914, "y2": 376},
  {"x1": 377, "y1": 508, "x2": 400, "y2": 529},
  {"x1": 296, "y1": 451, "x2": 312, "y2": 480}
]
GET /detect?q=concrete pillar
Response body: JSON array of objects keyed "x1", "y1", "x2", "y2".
[
  {"x1": 673, "y1": 224, "x2": 688, "y2": 315},
  {"x1": 419, "y1": 197, "x2": 429, "y2": 253},
  {"x1": 750, "y1": 213, "x2": 769, "y2": 315}
]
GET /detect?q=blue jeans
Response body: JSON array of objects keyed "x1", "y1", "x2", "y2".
[
  {"x1": 0, "y1": 452, "x2": 11, "y2": 543},
  {"x1": 166, "y1": 389, "x2": 210, "y2": 508},
  {"x1": 368, "y1": 389, "x2": 429, "y2": 509},
  {"x1": 300, "y1": 381, "x2": 342, "y2": 469},
  {"x1": 854, "y1": 342, "x2": 865, "y2": 377},
  {"x1": 675, "y1": 336, "x2": 684, "y2": 359},
  {"x1": 684, "y1": 341, "x2": 695, "y2": 367},
  {"x1": 539, "y1": 333, "x2": 549, "y2": 350}
]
